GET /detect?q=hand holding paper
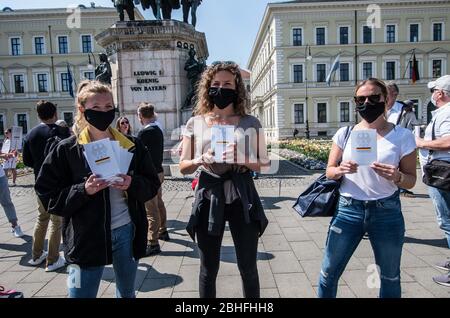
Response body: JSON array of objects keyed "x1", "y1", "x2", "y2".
[{"x1": 83, "y1": 138, "x2": 134, "y2": 185}]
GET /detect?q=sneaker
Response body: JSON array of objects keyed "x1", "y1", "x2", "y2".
[
  {"x1": 28, "y1": 251, "x2": 48, "y2": 266},
  {"x1": 363, "y1": 233, "x2": 369, "y2": 240},
  {"x1": 158, "y1": 231, "x2": 170, "y2": 241},
  {"x1": 45, "y1": 256, "x2": 66, "y2": 272},
  {"x1": 433, "y1": 274, "x2": 450, "y2": 287},
  {"x1": 435, "y1": 260, "x2": 450, "y2": 272},
  {"x1": 145, "y1": 244, "x2": 161, "y2": 256},
  {"x1": 11, "y1": 225, "x2": 24, "y2": 238},
  {"x1": 0, "y1": 286, "x2": 24, "y2": 298}
]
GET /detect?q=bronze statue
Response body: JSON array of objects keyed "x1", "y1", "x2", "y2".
[
  {"x1": 182, "y1": 0, "x2": 202, "y2": 27},
  {"x1": 95, "y1": 53, "x2": 112, "y2": 85},
  {"x1": 141, "y1": 0, "x2": 180, "y2": 20},
  {"x1": 111, "y1": 0, "x2": 135, "y2": 21},
  {"x1": 183, "y1": 48, "x2": 206, "y2": 109}
]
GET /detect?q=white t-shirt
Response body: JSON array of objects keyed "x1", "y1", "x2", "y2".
[
  {"x1": 419, "y1": 103, "x2": 450, "y2": 171},
  {"x1": 333, "y1": 126, "x2": 416, "y2": 201},
  {"x1": 386, "y1": 101, "x2": 404, "y2": 125}
]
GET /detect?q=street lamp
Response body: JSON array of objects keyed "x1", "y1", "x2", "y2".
[{"x1": 305, "y1": 44, "x2": 312, "y2": 139}]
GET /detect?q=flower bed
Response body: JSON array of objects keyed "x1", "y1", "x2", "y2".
[{"x1": 276, "y1": 139, "x2": 332, "y2": 170}]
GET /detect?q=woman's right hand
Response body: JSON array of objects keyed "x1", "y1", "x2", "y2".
[
  {"x1": 192, "y1": 149, "x2": 215, "y2": 167},
  {"x1": 84, "y1": 174, "x2": 109, "y2": 196},
  {"x1": 336, "y1": 160, "x2": 359, "y2": 177}
]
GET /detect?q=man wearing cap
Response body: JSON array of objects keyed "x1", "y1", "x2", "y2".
[{"x1": 416, "y1": 75, "x2": 450, "y2": 287}]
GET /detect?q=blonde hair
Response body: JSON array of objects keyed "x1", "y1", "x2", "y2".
[
  {"x1": 73, "y1": 80, "x2": 113, "y2": 135},
  {"x1": 115, "y1": 116, "x2": 132, "y2": 135},
  {"x1": 194, "y1": 62, "x2": 250, "y2": 116}
]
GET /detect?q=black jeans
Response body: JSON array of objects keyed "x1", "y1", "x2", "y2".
[{"x1": 196, "y1": 199, "x2": 260, "y2": 298}]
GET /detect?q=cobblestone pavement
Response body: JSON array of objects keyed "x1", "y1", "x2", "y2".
[{"x1": 1, "y1": 158, "x2": 449, "y2": 298}]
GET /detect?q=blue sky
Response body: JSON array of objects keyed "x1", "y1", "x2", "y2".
[{"x1": 1, "y1": 0, "x2": 287, "y2": 69}]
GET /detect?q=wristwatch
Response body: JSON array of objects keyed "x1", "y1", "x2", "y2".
[{"x1": 394, "y1": 171, "x2": 404, "y2": 186}]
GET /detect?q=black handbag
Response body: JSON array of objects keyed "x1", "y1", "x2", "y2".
[
  {"x1": 293, "y1": 126, "x2": 352, "y2": 217},
  {"x1": 422, "y1": 121, "x2": 450, "y2": 191}
]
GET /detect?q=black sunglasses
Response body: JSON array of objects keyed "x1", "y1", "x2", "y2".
[
  {"x1": 120, "y1": 121, "x2": 129, "y2": 125},
  {"x1": 211, "y1": 60, "x2": 237, "y2": 66},
  {"x1": 354, "y1": 94, "x2": 383, "y2": 106}
]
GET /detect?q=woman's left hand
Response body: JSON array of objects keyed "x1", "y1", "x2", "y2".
[
  {"x1": 110, "y1": 174, "x2": 132, "y2": 191},
  {"x1": 370, "y1": 162, "x2": 400, "y2": 182}
]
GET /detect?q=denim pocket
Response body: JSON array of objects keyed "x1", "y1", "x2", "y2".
[
  {"x1": 338, "y1": 196, "x2": 352, "y2": 207},
  {"x1": 376, "y1": 196, "x2": 401, "y2": 210}
]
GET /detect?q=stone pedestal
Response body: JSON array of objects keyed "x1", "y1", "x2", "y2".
[{"x1": 95, "y1": 20, "x2": 208, "y2": 137}]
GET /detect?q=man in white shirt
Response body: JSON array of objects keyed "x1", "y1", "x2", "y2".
[
  {"x1": 386, "y1": 82, "x2": 416, "y2": 197},
  {"x1": 386, "y1": 82, "x2": 404, "y2": 125},
  {"x1": 416, "y1": 75, "x2": 450, "y2": 287}
]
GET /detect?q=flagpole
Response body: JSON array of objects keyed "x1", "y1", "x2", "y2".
[{"x1": 402, "y1": 48, "x2": 416, "y2": 80}]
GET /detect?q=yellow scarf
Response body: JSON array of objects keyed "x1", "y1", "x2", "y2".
[{"x1": 78, "y1": 127, "x2": 135, "y2": 150}]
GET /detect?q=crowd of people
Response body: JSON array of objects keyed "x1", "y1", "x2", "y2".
[{"x1": 0, "y1": 61, "x2": 449, "y2": 298}]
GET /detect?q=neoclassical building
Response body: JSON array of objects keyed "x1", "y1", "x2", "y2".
[
  {"x1": 0, "y1": 5, "x2": 143, "y2": 139},
  {"x1": 248, "y1": 0, "x2": 450, "y2": 140}
]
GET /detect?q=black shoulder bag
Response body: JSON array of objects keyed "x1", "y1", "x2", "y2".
[
  {"x1": 293, "y1": 126, "x2": 353, "y2": 217},
  {"x1": 422, "y1": 121, "x2": 450, "y2": 191}
]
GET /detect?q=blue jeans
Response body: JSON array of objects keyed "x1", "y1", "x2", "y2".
[
  {"x1": 428, "y1": 186, "x2": 450, "y2": 248},
  {"x1": 68, "y1": 222, "x2": 137, "y2": 298},
  {"x1": 0, "y1": 175, "x2": 17, "y2": 224},
  {"x1": 318, "y1": 191, "x2": 405, "y2": 298}
]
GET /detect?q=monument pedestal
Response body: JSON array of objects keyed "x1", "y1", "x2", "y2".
[{"x1": 95, "y1": 20, "x2": 208, "y2": 138}]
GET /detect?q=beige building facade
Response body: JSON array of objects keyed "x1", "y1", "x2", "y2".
[
  {"x1": 0, "y1": 5, "x2": 143, "y2": 140},
  {"x1": 248, "y1": 0, "x2": 450, "y2": 141}
]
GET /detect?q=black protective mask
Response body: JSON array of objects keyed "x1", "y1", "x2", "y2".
[
  {"x1": 356, "y1": 102, "x2": 385, "y2": 123},
  {"x1": 208, "y1": 87, "x2": 238, "y2": 109},
  {"x1": 84, "y1": 109, "x2": 115, "y2": 131}
]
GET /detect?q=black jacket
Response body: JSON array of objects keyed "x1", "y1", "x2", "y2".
[
  {"x1": 34, "y1": 135, "x2": 160, "y2": 267},
  {"x1": 186, "y1": 169, "x2": 268, "y2": 241},
  {"x1": 22, "y1": 123, "x2": 71, "y2": 178},
  {"x1": 137, "y1": 125, "x2": 164, "y2": 174}
]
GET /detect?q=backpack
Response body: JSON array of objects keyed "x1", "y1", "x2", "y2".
[{"x1": 43, "y1": 126, "x2": 68, "y2": 159}]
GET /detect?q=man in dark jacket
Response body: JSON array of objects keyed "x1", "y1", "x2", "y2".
[
  {"x1": 23, "y1": 100, "x2": 70, "y2": 272},
  {"x1": 137, "y1": 102, "x2": 169, "y2": 256}
]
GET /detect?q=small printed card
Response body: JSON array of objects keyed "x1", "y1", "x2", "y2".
[
  {"x1": 350, "y1": 129, "x2": 377, "y2": 166},
  {"x1": 211, "y1": 125, "x2": 235, "y2": 163},
  {"x1": 10, "y1": 126, "x2": 23, "y2": 150},
  {"x1": 83, "y1": 138, "x2": 133, "y2": 183}
]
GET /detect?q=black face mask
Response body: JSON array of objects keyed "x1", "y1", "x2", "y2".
[
  {"x1": 356, "y1": 102, "x2": 386, "y2": 123},
  {"x1": 208, "y1": 87, "x2": 238, "y2": 109},
  {"x1": 84, "y1": 109, "x2": 115, "y2": 131}
]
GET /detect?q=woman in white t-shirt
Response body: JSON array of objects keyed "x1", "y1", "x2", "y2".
[{"x1": 318, "y1": 78, "x2": 417, "y2": 298}]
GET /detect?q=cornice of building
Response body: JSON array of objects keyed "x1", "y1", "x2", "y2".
[
  {"x1": 0, "y1": 7, "x2": 144, "y2": 20},
  {"x1": 248, "y1": 0, "x2": 450, "y2": 69}
]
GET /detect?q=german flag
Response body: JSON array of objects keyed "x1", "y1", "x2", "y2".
[{"x1": 411, "y1": 52, "x2": 420, "y2": 84}]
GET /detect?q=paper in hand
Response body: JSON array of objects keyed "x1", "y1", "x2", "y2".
[
  {"x1": 10, "y1": 126, "x2": 23, "y2": 150},
  {"x1": 350, "y1": 129, "x2": 377, "y2": 166},
  {"x1": 211, "y1": 125, "x2": 235, "y2": 163},
  {"x1": 83, "y1": 138, "x2": 121, "y2": 182}
]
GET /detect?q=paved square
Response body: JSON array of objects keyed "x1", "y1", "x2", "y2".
[{"x1": 1, "y1": 159, "x2": 449, "y2": 298}]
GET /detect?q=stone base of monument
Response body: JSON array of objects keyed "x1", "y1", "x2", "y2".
[{"x1": 95, "y1": 20, "x2": 208, "y2": 139}]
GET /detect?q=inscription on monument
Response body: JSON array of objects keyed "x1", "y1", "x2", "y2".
[{"x1": 130, "y1": 70, "x2": 167, "y2": 92}]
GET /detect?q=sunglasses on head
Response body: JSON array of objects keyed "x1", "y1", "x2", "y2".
[
  {"x1": 354, "y1": 94, "x2": 383, "y2": 106},
  {"x1": 211, "y1": 60, "x2": 237, "y2": 67}
]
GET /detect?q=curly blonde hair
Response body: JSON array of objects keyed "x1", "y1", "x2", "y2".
[
  {"x1": 194, "y1": 62, "x2": 250, "y2": 116},
  {"x1": 73, "y1": 80, "x2": 113, "y2": 135}
]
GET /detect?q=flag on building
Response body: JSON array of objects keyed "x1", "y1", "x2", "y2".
[
  {"x1": 326, "y1": 54, "x2": 340, "y2": 86},
  {"x1": 411, "y1": 52, "x2": 420, "y2": 84},
  {"x1": 67, "y1": 63, "x2": 74, "y2": 98}
]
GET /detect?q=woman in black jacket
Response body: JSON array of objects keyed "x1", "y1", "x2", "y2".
[{"x1": 35, "y1": 80, "x2": 160, "y2": 298}]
